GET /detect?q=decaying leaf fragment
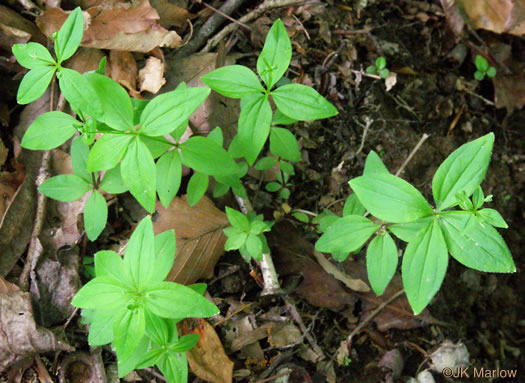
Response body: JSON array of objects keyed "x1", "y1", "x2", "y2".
[
  {"x1": 0, "y1": 277, "x2": 73, "y2": 373},
  {"x1": 36, "y1": 0, "x2": 182, "y2": 53},
  {"x1": 180, "y1": 318, "x2": 233, "y2": 383},
  {"x1": 153, "y1": 195, "x2": 229, "y2": 284}
]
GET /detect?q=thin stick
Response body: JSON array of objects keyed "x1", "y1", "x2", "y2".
[
  {"x1": 202, "y1": 0, "x2": 305, "y2": 52},
  {"x1": 285, "y1": 298, "x2": 325, "y2": 360},
  {"x1": 395, "y1": 133, "x2": 430, "y2": 176},
  {"x1": 201, "y1": 2, "x2": 251, "y2": 31}
]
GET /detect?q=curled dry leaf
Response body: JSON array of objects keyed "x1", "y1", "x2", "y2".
[
  {"x1": 150, "y1": 0, "x2": 194, "y2": 29},
  {"x1": 138, "y1": 56, "x2": 166, "y2": 94},
  {"x1": 442, "y1": 0, "x2": 525, "y2": 35},
  {"x1": 180, "y1": 318, "x2": 233, "y2": 383},
  {"x1": 0, "y1": 5, "x2": 46, "y2": 48},
  {"x1": 153, "y1": 195, "x2": 229, "y2": 284},
  {"x1": 65, "y1": 47, "x2": 106, "y2": 74},
  {"x1": 36, "y1": 0, "x2": 182, "y2": 53},
  {"x1": 109, "y1": 50, "x2": 139, "y2": 97},
  {"x1": 0, "y1": 277, "x2": 74, "y2": 373}
]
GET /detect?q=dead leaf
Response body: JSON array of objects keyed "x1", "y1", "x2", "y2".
[
  {"x1": 65, "y1": 47, "x2": 106, "y2": 74},
  {"x1": 0, "y1": 276, "x2": 74, "y2": 373},
  {"x1": 181, "y1": 318, "x2": 233, "y2": 383},
  {"x1": 0, "y1": 182, "x2": 15, "y2": 220},
  {"x1": 138, "y1": 56, "x2": 166, "y2": 94},
  {"x1": 269, "y1": 323, "x2": 302, "y2": 347},
  {"x1": 150, "y1": 0, "x2": 194, "y2": 29},
  {"x1": 0, "y1": 5, "x2": 46, "y2": 46},
  {"x1": 37, "y1": 1, "x2": 182, "y2": 53},
  {"x1": 153, "y1": 195, "x2": 228, "y2": 284},
  {"x1": 108, "y1": 50, "x2": 139, "y2": 96},
  {"x1": 313, "y1": 250, "x2": 370, "y2": 293},
  {"x1": 494, "y1": 75, "x2": 525, "y2": 112},
  {"x1": 443, "y1": 0, "x2": 525, "y2": 35}
]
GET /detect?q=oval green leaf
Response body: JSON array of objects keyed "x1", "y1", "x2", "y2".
[
  {"x1": 21, "y1": 111, "x2": 78, "y2": 150},
  {"x1": 271, "y1": 84, "x2": 338, "y2": 121}
]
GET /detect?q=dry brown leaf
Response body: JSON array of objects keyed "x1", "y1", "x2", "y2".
[
  {"x1": 313, "y1": 250, "x2": 370, "y2": 292},
  {"x1": 443, "y1": 0, "x2": 525, "y2": 35},
  {"x1": 153, "y1": 195, "x2": 228, "y2": 284},
  {"x1": 0, "y1": 277, "x2": 74, "y2": 373},
  {"x1": 181, "y1": 318, "x2": 233, "y2": 383},
  {"x1": 65, "y1": 47, "x2": 105, "y2": 74},
  {"x1": 138, "y1": 56, "x2": 166, "y2": 94},
  {"x1": 109, "y1": 50, "x2": 139, "y2": 96},
  {"x1": 150, "y1": 0, "x2": 194, "y2": 29},
  {"x1": 0, "y1": 182, "x2": 15, "y2": 221},
  {"x1": 494, "y1": 75, "x2": 525, "y2": 112},
  {"x1": 37, "y1": 1, "x2": 182, "y2": 53},
  {"x1": 0, "y1": 5, "x2": 45, "y2": 46}
]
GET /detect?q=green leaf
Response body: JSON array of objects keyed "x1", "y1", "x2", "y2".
[
  {"x1": 131, "y1": 98, "x2": 149, "y2": 125},
  {"x1": 85, "y1": 309, "x2": 114, "y2": 346},
  {"x1": 84, "y1": 190, "x2": 107, "y2": 241},
  {"x1": 144, "y1": 282, "x2": 219, "y2": 318},
  {"x1": 124, "y1": 216, "x2": 156, "y2": 289},
  {"x1": 57, "y1": 68, "x2": 103, "y2": 118},
  {"x1": 388, "y1": 216, "x2": 433, "y2": 242},
  {"x1": 472, "y1": 186, "x2": 484, "y2": 210},
  {"x1": 315, "y1": 215, "x2": 379, "y2": 256},
  {"x1": 157, "y1": 352, "x2": 188, "y2": 383},
  {"x1": 272, "y1": 108, "x2": 297, "y2": 126},
  {"x1": 376, "y1": 57, "x2": 387, "y2": 70},
  {"x1": 279, "y1": 160, "x2": 294, "y2": 175},
  {"x1": 313, "y1": 210, "x2": 339, "y2": 233},
  {"x1": 225, "y1": 207, "x2": 250, "y2": 231},
  {"x1": 72, "y1": 276, "x2": 132, "y2": 309},
  {"x1": 99, "y1": 165, "x2": 128, "y2": 194},
  {"x1": 94, "y1": 250, "x2": 128, "y2": 285},
  {"x1": 363, "y1": 151, "x2": 389, "y2": 175},
  {"x1": 38, "y1": 174, "x2": 91, "y2": 202},
  {"x1": 21, "y1": 111, "x2": 78, "y2": 150},
  {"x1": 257, "y1": 19, "x2": 292, "y2": 88},
  {"x1": 367, "y1": 232, "x2": 398, "y2": 295},
  {"x1": 224, "y1": 231, "x2": 247, "y2": 251},
  {"x1": 379, "y1": 68, "x2": 390, "y2": 79},
  {"x1": 96, "y1": 56, "x2": 106, "y2": 75},
  {"x1": 140, "y1": 84, "x2": 210, "y2": 136},
  {"x1": 477, "y1": 208, "x2": 508, "y2": 228},
  {"x1": 366, "y1": 66, "x2": 377, "y2": 75},
  {"x1": 279, "y1": 187, "x2": 291, "y2": 199},
  {"x1": 17, "y1": 65, "x2": 55, "y2": 104},
  {"x1": 170, "y1": 334, "x2": 200, "y2": 352},
  {"x1": 474, "y1": 70, "x2": 485, "y2": 81},
  {"x1": 432, "y1": 133, "x2": 494, "y2": 210},
  {"x1": 113, "y1": 306, "x2": 146, "y2": 361},
  {"x1": 292, "y1": 212, "x2": 309, "y2": 223},
  {"x1": 179, "y1": 136, "x2": 237, "y2": 176},
  {"x1": 54, "y1": 7, "x2": 84, "y2": 63},
  {"x1": 255, "y1": 156, "x2": 277, "y2": 171},
  {"x1": 151, "y1": 230, "x2": 176, "y2": 283},
  {"x1": 343, "y1": 193, "x2": 366, "y2": 216},
  {"x1": 85, "y1": 73, "x2": 133, "y2": 131},
  {"x1": 201, "y1": 65, "x2": 264, "y2": 98},
  {"x1": 213, "y1": 182, "x2": 230, "y2": 198},
  {"x1": 486, "y1": 66, "x2": 497, "y2": 78},
  {"x1": 156, "y1": 150, "x2": 182, "y2": 208},
  {"x1": 439, "y1": 211, "x2": 514, "y2": 272},
  {"x1": 145, "y1": 310, "x2": 169, "y2": 346},
  {"x1": 402, "y1": 219, "x2": 448, "y2": 315},
  {"x1": 187, "y1": 172, "x2": 208, "y2": 206},
  {"x1": 237, "y1": 93, "x2": 272, "y2": 165},
  {"x1": 12, "y1": 43, "x2": 55, "y2": 69},
  {"x1": 117, "y1": 336, "x2": 150, "y2": 378},
  {"x1": 350, "y1": 173, "x2": 433, "y2": 223},
  {"x1": 135, "y1": 349, "x2": 164, "y2": 370},
  {"x1": 207, "y1": 127, "x2": 223, "y2": 146},
  {"x1": 246, "y1": 233, "x2": 263, "y2": 257},
  {"x1": 140, "y1": 135, "x2": 172, "y2": 159},
  {"x1": 121, "y1": 138, "x2": 157, "y2": 213},
  {"x1": 475, "y1": 55, "x2": 488, "y2": 72},
  {"x1": 272, "y1": 84, "x2": 338, "y2": 121},
  {"x1": 270, "y1": 127, "x2": 301, "y2": 162},
  {"x1": 71, "y1": 136, "x2": 91, "y2": 182},
  {"x1": 265, "y1": 182, "x2": 281, "y2": 192}
]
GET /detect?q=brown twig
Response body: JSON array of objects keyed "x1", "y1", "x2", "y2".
[
  {"x1": 285, "y1": 297, "x2": 325, "y2": 360},
  {"x1": 395, "y1": 133, "x2": 430, "y2": 176},
  {"x1": 202, "y1": 0, "x2": 306, "y2": 52},
  {"x1": 201, "y1": 2, "x2": 251, "y2": 31},
  {"x1": 174, "y1": 0, "x2": 246, "y2": 59}
]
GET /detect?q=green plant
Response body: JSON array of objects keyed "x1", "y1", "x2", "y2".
[
  {"x1": 474, "y1": 55, "x2": 496, "y2": 81},
  {"x1": 72, "y1": 216, "x2": 219, "y2": 379},
  {"x1": 366, "y1": 56, "x2": 390, "y2": 79},
  {"x1": 315, "y1": 134, "x2": 515, "y2": 314}
]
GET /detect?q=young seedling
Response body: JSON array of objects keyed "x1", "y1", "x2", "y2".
[
  {"x1": 315, "y1": 134, "x2": 515, "y2": 315},
  {"x1": 474, "y1": 55, "x2": 496, "y2": 81},
  {"x1": 366, "y1": 56, "x2": 390, "y2": 79}
]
